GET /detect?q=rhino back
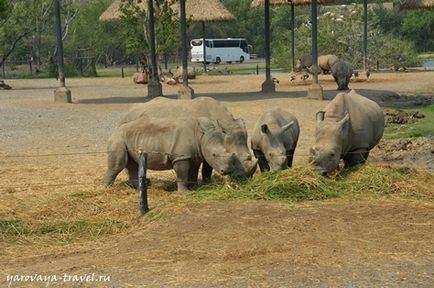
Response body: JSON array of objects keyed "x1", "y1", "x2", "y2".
[
  {"x1": 120, "y1": 117, "x2": 199, "y2": 170},
  {"x1": 331, "y1": 61, "x2": 353, "y2": 77}
]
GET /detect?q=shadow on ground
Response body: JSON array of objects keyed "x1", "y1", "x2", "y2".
[{"x1": 76, "y1": 88, "x2": 432, "y2": 106}]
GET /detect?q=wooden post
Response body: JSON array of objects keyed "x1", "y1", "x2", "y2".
[
  {"x1": 121, "y1": 67, "x2": 124, "y2": 78},
  {"x1": 138, "y1": 152, "x2": 149, "y2": 215},
  {"x1": 147, "y1": 0, "x2": 163, "y2": 97},
  {"x1": 202, "y1": 21, "x2": 207, "y2": 74},
  {"x1": 53, "y1": 0, "x2": 71, "y2": 102},
  {"x1": 307, "y1": 0, "x2": 323, "y2": 99},
  {"x1": 177, "y1": 0, "x2": 194, "y2": 99},
  {"x1": 261, "y1": 0, "x2": 275, "y2": 93},
  {"x1": 291, "y1": 3, "x2": 295, "y2": 72},
  {"x1": 363, "y1": 0, "x2": 368, "y2": 73},
  {"x1": 256, "y1": 63, "x2": 259, "y2": 75}
]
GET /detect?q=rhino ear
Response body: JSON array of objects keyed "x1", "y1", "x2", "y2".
[
  {"x1": 316, "y1": 111, "x2": 325, "y2": 123},
  {"x1": 281, "y1": 121, "x2": 295, "y2": 133},
  {"x1": 197, "y1": 117, "x2": 214, "y2": 132},
  {"x1": 261, "y1": 124, "x2": 268, "y2": 134}
]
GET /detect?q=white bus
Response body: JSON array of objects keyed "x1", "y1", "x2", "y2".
[{"x1": 190, "y1": 38, "x2": 252, "y2": 64}]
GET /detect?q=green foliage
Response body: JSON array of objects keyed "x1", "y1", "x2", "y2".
[
  {"x1": 384, "y1": 105, "x2": 434, "y2": 139},
  {"x1": 0, "y1": 0, "x2": 8, "y2": 20},
  {"x1": 272, "y1": 4, "x2": 420, "y2": 70}
]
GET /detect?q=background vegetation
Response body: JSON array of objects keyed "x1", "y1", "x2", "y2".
[{"x1": 0, "y1": 0, "x2": 433, "y2": 78}]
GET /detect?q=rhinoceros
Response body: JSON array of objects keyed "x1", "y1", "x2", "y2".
[
  {"x1": 331, "y1": 60, "x2": 353, "y2": 90},
  {"x1": 251, "y1": 108, "x2": 300, "y2": 172},
  {"x1": 296, "y1": 54, "x2": 339, "y2": 74},
  {"x1": 119, "y1": 97, "x2": 257, "y2": 181},
  {"x1": 310, "y1": 90, "x2": 384, "y2": 176},
  {"x1": 103, "y1": 116, "x2": 238, "y2": 192}
]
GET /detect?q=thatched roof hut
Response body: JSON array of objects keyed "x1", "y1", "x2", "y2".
[
  {"x1": 250, "y1": 0, "x2": 334, "y2": 8},
  {"x1": 99, "y1": 0, "x2": 236, "y2": 23},
  {"x1": 399, "y1": 0, "x2": 434, "y2": 10}
]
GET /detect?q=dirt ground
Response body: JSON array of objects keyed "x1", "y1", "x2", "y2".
[{"x1": 1, "y1": 71, "x2": 433, "y2": 287}]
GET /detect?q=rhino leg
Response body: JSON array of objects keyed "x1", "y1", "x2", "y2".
[
  {"x1": 343, "y1": 151, "x2": 370, "y2": 169},
  {"x1": 188, "y1": 163, "x2": 200, "y2": 189},
  {"x1": 173, "y1": 160, "x2": 192, "y2": 192},
  {"x1": 103, "y1": 139, "x2": 128, "y2": 187},
  {"x1": 253, "y1": 149, "x2": 270, "y2": 172},
  {"x1": 201, "y1": 161, "x2": 213, "y2": 184},
  {"x1": 126, "y1": 154, "x2": 139, "y2": 189}
]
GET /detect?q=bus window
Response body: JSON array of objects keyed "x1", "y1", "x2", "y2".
[{"x1": 240, "y1": 40, "x2": 248, "y2": 53}]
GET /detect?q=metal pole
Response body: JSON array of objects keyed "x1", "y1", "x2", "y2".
[
  {"x1": 148, "y1": 0, "x2": 159, "y2": 82},
  {"x1": 138, "y1": 153, "x2": 149, "y2": 215},
  {"x1": 291, "y1": 3, "x2": 295, "y2": 72},
  {"x1": 202, "y1": 21, "x2": 207, "y2": 74},
  {"x1": 363, "y1": 0, "x2": 368, "y2": 72},
  {"x1": 311, "y1": 0, "x2": 319, "y2": 85},
  {"x1": 264, "y1": 0, "x2": 271, "y2": 83},
  {"x1": 180, "y1": 0, "x2": 188, "y2": 87},
  {"x1": 54, "y1": 0, "x2": 65, "y2": 88}
]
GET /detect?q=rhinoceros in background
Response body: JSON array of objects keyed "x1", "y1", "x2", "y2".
[
  {"x1": 296, "y1": 54, "x2": 339, "y2": 74},
  {"x1": 331, "y1": 60, "x2": 353, "y2": 90},
  {"x1": 119, "y1": 97, "x2": 257, "y2": 180},
  {"x1": 310, "y1": 90, "x2": 384, "y2": 176},
  {"x1": 104, "y1": 116, "x2": 238, "y2": 192},
  {"x1": 173, "y1": 66, "x2": 196, "y2": 80},
  {"x1": 251, "y1": 108, "x2": 300, "y2": 172}
]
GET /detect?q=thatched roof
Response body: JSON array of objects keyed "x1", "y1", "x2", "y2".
[
  {"x1": 172, "y1": 0, "x2": 236, "y2": 22},
  {"x1": 99, "y1": 0, "x2": 147, "y2": 22},
  {"x1": 399, "y1": 0, "x2": 434, "y2": 10},
  {"x1": 100, "y1": 0, "x2": 235, "y2": 22},
  {"x1": 251, "y1": 0, "x2": 335, "y2": 8}
]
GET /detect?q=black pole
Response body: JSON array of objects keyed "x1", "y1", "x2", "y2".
[
  {"x1": 311, "y1": 0, "x2": 319, "y2": 85},
  {"x1": 148, "y1": 0, "x2": 159, "y2": 82},
  {"x1": 138, "y1": 153, "x2": 149, "y2": 215},
  {"x1": 54, "y1": 0, "x2": 65, "y2": 88},
  {"x1": 202, "y1": 21, "x2": 207, "y2": 74},
  {"x1": 264, "y1": 0, "x2": 271, "y2": 83},
  {"x1": 363, "y1": 0, "x2": 368, "y2": 72},
  {"x1": 291, "y1": 3, "x2": 295, "y2": 72},
  {"x1": 180, "y1": 0, "x2": 188, "y2": 86}
]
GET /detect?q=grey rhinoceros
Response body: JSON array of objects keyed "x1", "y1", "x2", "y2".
[
  {"x1": 310, "y1": 90, "x2": 384, "y2": 176},
  {"x1": 297, "y1": 54, "x2": 339, "y2": 74},
  {"x1": 251, "y1": 108, "x2": 300, "y2": 172},
  {"x1": 119, "y1": 97, "x2": 257, "y2": 181},
  {"x1": 331, "y1": 60, "x2": 353, "y2": 90},
  {"x1": 103, "y1": 116, "x2": 238, "y2": 192}
]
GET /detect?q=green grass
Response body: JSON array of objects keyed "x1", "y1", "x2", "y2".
[
  {"x1": 191, "y1": 164, "x2": 433, "y2": 203},
  {"x1": 384, "y1": 104, "x2": 434, "y2": 139}
]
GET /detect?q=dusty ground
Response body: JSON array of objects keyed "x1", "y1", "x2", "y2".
[{"x1": 0, "y1": 71, "x2": 433, "y2": 287}]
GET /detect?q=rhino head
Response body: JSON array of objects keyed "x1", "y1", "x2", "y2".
[
  {"x1": 309, "y1": 112, "x2": 350, "y2": 176},
  {"x1": 222, "y1": 118, "x2": 258, "y2": 179},
  {"x1": 197, "y1": 117, "x2": 238, "y2": 176},
  {"x1": 259, "y1": 121, "x2": 295, "y2": 171}
]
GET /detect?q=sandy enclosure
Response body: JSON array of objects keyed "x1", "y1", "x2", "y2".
[{"x1": 0, "y1": 72, "x2": 434, "y2": 287}]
